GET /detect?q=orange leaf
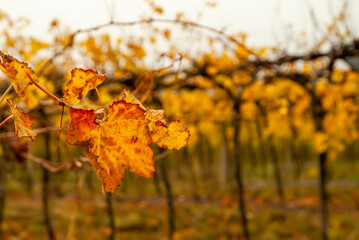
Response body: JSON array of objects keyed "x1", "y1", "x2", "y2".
[
  {"x1": 0, "y1": 53, "x2": 36, "y2": 97},
  {"x1": 154, "y1": 7, "x2": 163, "y2": 14},
  {"x1": 84, "y1": 150, "x2": 125, "y2": 193},
  {"x1": 7, "y1": 99, "x2": 36, "y2": 141},
  {"x1": 63, "y1": 68, "x2": 106, "y2": 105},
  {"x1": 87, "y1": 101, "x2": 154, "y2": 193},
  {"x1": 66, "y1": 90, "x2": 190, "y2": 193},
  {"x1": 150, "y1": 120, "x2": 190, "y2": 150},
  {"x1": 163, "y1": 29, "x2": 170, "y2": 39},
  {"x1": 66, "y1": 108, "x2": 98, "y2": 147}
]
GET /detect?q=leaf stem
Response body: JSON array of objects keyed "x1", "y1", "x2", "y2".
[
  {"x1": 55, "y1": 104, "x2": 65, "y2": 162},
  {"x1": 95, "y1": 87, "x2": 107, "y2": 119},
  {"x1": 25, "y1": 72, "x2": 61, "y2": 104},
  {"x1": 95, "y1": 88, "x2": 104, "y2": 110},
  {"x1": 0, "y1": 115, "x2": 13, "y2": 128},
  {"x1": 0, "y1": 83, "x2": 13, "y2": 105}
]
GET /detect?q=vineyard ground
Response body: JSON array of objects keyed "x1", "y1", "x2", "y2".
[{"x1": 1, "y1": 159, "x2": 359, "y2": 240}]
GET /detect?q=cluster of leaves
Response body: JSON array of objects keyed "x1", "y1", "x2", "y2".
[{"x1": 0, "y1": 52, "x2": 189, "y2": 193}]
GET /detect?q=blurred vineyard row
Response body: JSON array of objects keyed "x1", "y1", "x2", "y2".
[{"x1": 1, "y1": 6, "x2": 359, "y2": 240}]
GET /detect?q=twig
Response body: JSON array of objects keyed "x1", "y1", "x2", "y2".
[
  {"x1": 33, "y1": 127, "x2": 62, "y2": 134},
  {"x1": 95, "y1": 88, "x2": 105, "y2": 110},
  {"x1": 0, "y1": 51, "x2": 5, "y2": 59},
  {"x1": 152, "y1": 54, "x2": 183, "y2": 75},
  {"x1": 0, "y1": 115, "x2": 13, "y2": 128},
  {"x1": 74, "y1": 18, "x2": 253, "y2": 51},
  {"x1": 55, "y1": 105, "x2": 65, "y2": 162},
  {"x1": 0, "y1": 84, "x2": 13, "y2": 105},
  {"x1": 25, "y1": 72, "x2": 65, "y2": 106},
  {"x1": 38, "y1": 18, "x2": 257, "y2": 75},
  {"x1": 154, "y1": 149, "x2": 172, "y2": 161},
  {"x1": 21, "y1": 153, "x2": 84, "y2": 173},
  {"x1": 0, "y1": 126, "x2": 60, "y2": 140}
]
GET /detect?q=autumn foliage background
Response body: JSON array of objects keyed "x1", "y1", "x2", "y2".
[{"x1": 1, "y1": 1, "x2": 359, "y2": 239}]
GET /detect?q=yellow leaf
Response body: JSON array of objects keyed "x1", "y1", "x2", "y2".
[
  {"x1": 23, "y1": 85, "x2": 39, "y2": 110},
  {"x1": 7, "y1": 99, "x2": 36, "y2": 141},
  {"x1": 87, "y1": 101, "x2": 155, "y2": 193},
  {"x1": 145, "y1": 109, "x2": 167, "y2": 131},
  {"x1": 314, "y1": 131, "x2": 328, "y2": 154},
  {"x1": 0, "y1": 53, "x2": 36, "y2": 97},
  {"x1": 121, "y1": 89, "x2": 190, "y2": 149},
  {"x1": 206, "y1": 65, "x2": 219, "y2": 76},
  {"x1": 121, "y1": 89, "x2": 146, "y2": 110},
  {"x1": 63, "y1": 68, "x2": 106, "y2": 105},
  {"x1": 232, "y1": 70, "x2": 251, "y2": 85},
  {"x1": 128, "y1": 44, "x2": 146, "y2": 60},
  {"x1": 150, "y1": 120, "x2": 190, "y2": 150},
  {"x1": 85, "y1": 150, "x2": 126, "y2": 193}
]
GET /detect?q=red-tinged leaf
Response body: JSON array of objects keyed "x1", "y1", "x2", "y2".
[
  {"x1": 87, "y1": 101, "x2": 154, "y2": 193},
  {"x1": 66, "y1": 108, "x2": 98, "y2": 147}
]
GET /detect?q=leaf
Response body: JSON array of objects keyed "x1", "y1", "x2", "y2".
[
  {"x1": 121, "y1": 88, "x2": 146, "y2": 110},
  {"x1": 163, "y1": 29, "x2": 170, "y2": 39},
  {"x1": 7, "y1": 99, "x2": 36, "y2": 141},
  {"x1": 84, "y1": 150, "x2": 126, "y2": 193},
  {"x1": 314, "y1": 131, "x2": 328, "y2": 154},
  {"x1": 87, "y1": 101, "x2": 154, "y2": 193},
  {"x1": 150, "y1": 120, "x2": 190, "y2": 150},
  {"x1": 154, "y1": 7, "x2": 163, "y2": 14},
  {"x1": 145, "y1": 109, "x2": 167, "y2": 131},
  {"x1": 121, "y1": 89, "x2": 166, "y2": 125},
  {"x1": 66, "y1": 108, "x2": 98, "y2": 147},
  {"x1": 122, "y1": 89, "x2": 190, "y2": 149},
  {"x1": 0, "y1": 53, "x2": 36, "y2": 97},
  {"x1": 63, "y1": 68, "x2": 106, "y2": 105},
  {"x1": 127, "y1": 44, "x2": 146, "y2": 60},
  {"x1": 23, "y1": 76, "x2": 56, "y2": 110},
  {"x1": 66, "y1": 91, "x2": 190, "y2": 193}
]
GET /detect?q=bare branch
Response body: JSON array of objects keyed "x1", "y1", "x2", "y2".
[
  {"x1": 0, "y1": 115, "x2": 13, "y2": 128},
  {"x1": 21, "y1": 153, "x2": 84, "y2": 173},
  {"x1": 154, "y1": 150, "x2": 172, "y2": 161},
  {"x1": 0, "y1": 84, "x2": 13, "y2": 105},
  {"x1": 0, "y1": 126, "x2": 59, "y2": 141},
  {"x1": 38, "y1": 18, "x2": 257, "y2": 75}
]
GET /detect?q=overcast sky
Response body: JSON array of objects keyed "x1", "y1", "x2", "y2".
[{"x1": 1, "y1": 0, "x2": 358, "y2": 53}]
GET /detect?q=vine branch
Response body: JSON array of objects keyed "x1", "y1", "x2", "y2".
[
  {"x1": 38, "y1": 18, "x2": 257, "y2": 75},
  {"x1": 21, "y1": 153, "x2": 85, "y2": 173}
]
